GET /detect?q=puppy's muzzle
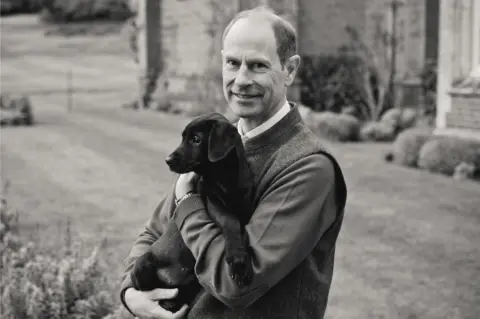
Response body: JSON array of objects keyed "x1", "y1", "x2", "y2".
[
  {"x1": 165, "y1": 153, "x2": 180, "y2": 170},
  {"x1": 165, "y1": 152, "x2": 192, "y2": 173}
]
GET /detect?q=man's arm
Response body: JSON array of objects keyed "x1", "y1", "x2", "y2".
[
  {"x1": 120, "y1": 183, "x2": 177, "y2": 312},
  {"x1": 173, "y1": 154, "x2": 338, "y2": 309}
]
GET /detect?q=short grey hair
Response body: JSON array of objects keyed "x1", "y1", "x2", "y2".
[{"x1": 222, "y1": 6, "x2": 297, "y2": 67}]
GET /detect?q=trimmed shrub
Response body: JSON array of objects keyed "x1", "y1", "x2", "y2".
[
  {"x1": 308, "y1": 111, "x2": 361, "y2": 142},
  {"x1": 0, "y1": 0, "x2": 43, "y2": 16},
  {"x1": 390, "y1": 128, "x2": 434, "y2": 167},
  {"x1": 380, "y1": 107, "x2": 417, "y2": 131},
  {"x1": 418, "y1": 136, "x2": 480, "y2": 176},
  {"x1": 453, "y1": 162, "x2": 476, "y2": 181},
  {"x1": 341, "y1": 105, "x2": 360, "y2": 118},
  {"x1": 359, "y1": 121, "x2": 396, "y2": 142},
  {"x1": 39, "y1": 0, "x2": 134, "y2": 23},
  {"x1": 0, "y1": 93, "x2": 35, "y2": 126}
]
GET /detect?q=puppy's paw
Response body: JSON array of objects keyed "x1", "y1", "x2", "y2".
[
  {"x1": 131, "y1": 252, "x2": 158, "y2": 291},
  {"x1": 159, "y1": 299, "x2": 182, "y2": 313},
  {"x1": 226, "y1": 251, "x2": 253, "y2": 287}
]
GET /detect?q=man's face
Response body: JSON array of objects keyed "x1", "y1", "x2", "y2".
[{"x1": 221, "y1": 18, "x2": 288, "y2": 121}]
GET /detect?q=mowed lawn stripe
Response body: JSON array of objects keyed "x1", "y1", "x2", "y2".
[
  {"x1": 1, "y1": 59, "x2": 65, "y2": 91},
  {"x1": 56, "y1": 108, "x2": 182, "y2": 155},
  {"x1": 1, "y1": 57, "x2": 137, "y2": 93},
  {"x1": 33, "y1": 110, "x2": 180, "y2": 190},
  {"x1": 17, "y1": 96, "x2": 181, "y2": 191},
  {"x1": 0, "y1": 126, "x2": 167, "y2": 224},
  {"x1": 329, "y1": 148, "x2": 480, "y2": 318},
  {"x1": 0, "y1": 150, "x2": 139, "y2": 240},
  {"x1": 67, "y1": 95, "x2": 192, "y2": 132}
]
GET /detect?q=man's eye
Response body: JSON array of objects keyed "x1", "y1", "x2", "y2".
[
  {"x1": 226, "y1": 60, "x2": 238, "y2": 67},
  {"x1": 190, "y1": 135, "x2": 201, "y2": 144},
  {"x1": 253, "y1": 63, "x2": 267, "y2": 70}
]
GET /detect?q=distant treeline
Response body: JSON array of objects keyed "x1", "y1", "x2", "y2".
[{"x1": 0, "y1": 0, "x2": 134, "y2": 22}]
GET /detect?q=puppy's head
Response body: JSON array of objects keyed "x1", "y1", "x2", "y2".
[{"x1": 165, "y1": 113, "x2": 241, "y2": 174}]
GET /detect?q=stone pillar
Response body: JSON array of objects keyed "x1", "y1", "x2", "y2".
[
  {"x1": 472, "y1": 0, "x2": 480, "y2": 68},
  {"x1": 137, "y1": 0, "x2": 161, "y2": 108},
  {"x1": 436, "y1": 0, "x2": 453, "y2": 129}
]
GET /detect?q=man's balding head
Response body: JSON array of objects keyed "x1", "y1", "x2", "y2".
[{"x1": 222, "y1": 6, "x2": 297, "y2": 67}]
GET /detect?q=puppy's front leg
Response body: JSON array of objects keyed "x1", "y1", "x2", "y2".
[{"x1": 223, "y1": 216, "x2": 253, "y2": 287}]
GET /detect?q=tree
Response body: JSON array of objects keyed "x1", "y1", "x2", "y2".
[{"x1": 340, "y1": 24, "x2": 395, "y2": 122}]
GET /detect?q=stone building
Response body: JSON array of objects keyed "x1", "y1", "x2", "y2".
[
  {"x1": 436, "y1": 0, "x2": 480, "y2": 139},
  {"x1": 364, "y1": 0, "x2": 439, "y2": 106},
  {"x1": 136, "y1": 0, "x2": 368, "y2": 104},
  {"x1": 136, "y1": 0, "x2": 451, "y2": 120}
]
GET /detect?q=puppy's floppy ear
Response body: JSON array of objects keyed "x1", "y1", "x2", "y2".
[{"x1": 208, "y1": 120, "x2": 238, "y2": 162}]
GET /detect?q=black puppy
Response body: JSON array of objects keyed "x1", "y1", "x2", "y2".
[{"x1": 131, "y1": 112, "x2": 255, "y2": 312}]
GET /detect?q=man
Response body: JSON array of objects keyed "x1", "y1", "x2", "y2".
[{"x1": 120, "y1": 6, "x2": 347, "y2": 319}]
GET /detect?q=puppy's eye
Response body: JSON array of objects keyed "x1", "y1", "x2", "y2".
[{"x1": 190, "y1": 135, "x2": 201, "y2": 145}]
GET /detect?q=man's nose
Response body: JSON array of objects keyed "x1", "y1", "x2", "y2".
[{"x1": 234, "y1": 64, "x2": 252, "y2": 86}]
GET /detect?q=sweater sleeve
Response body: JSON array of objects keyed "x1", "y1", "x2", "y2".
[
  {"x1": 172, "y1": 153, "x2": 338, "y2": 309},
  {"x1": 119, "y1": 182, "x2": 177, "y2": 315}
]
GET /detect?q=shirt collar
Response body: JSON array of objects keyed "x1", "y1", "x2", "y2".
[{"x1": 237, "y1": 101, "x2": 291, "y2": 141}]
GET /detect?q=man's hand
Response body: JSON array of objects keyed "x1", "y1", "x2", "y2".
[
  {"x1": 175, "y1": 172, "x2": 199, "y2": 200},
  {"x1": 124, "y1": 287, "x2": 188, "y2": 319}
]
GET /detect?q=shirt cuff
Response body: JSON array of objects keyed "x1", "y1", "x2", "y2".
[
  {"x1": 119, "y1": 285, "x2": 136, "y2": 317},
  {"x1": 173, "y1": 194, "x2": 205, "y2": 230}
]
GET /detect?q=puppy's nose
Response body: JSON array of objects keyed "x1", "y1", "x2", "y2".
[{"x1": 165, "y1": 154, "x2": 177, "y2": 167}]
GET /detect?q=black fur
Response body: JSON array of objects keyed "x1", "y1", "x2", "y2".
[{"x1": 131, "y1": 112, "x2": 255, "y2": 312}]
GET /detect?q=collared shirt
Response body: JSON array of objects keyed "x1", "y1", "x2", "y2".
[{"x1": 237, "y1": 101, "x2": 291, "y2": 141}]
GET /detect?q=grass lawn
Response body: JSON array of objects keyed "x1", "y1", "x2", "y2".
[{"x1": 1, "y1": 15, "x2": 480, "y2": 319}]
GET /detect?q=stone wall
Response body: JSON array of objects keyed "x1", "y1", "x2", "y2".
[
  {"x1": 158, "y1": 0, "x2": 367, "y2": 102},
  {"x1": 447, "y1": 93, "x2": 480, "y2": 130}
]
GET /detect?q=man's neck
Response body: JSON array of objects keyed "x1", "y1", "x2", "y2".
[{"x1": 241, "y1": 98, "x2": 287, "y2": 133}]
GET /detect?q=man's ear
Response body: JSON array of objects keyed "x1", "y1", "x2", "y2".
[
  {"x1": 284, "y1": 54, "x2": 301, "y2": 87},
  {"x1": 208, "y1": 120, "x2": 238, "y2": 162}
]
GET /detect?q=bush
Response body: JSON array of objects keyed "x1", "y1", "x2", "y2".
[
  {"x1": 419, "y1": 59, "x2": 437, "y2": 119},
  {"x1": 0, "y1": 0, "x2": 43, "y2": 16},
  {"x1": 453, "y1": 162, "x2": 476, "y2": 181},
  {"x1": 308, "y1": 111, "x2": 361, "y2": 142},
  {"x1": 0, "y1": 185, "x2": 122, "y2": 319},
  {"x1": 390, "y1": 128, "x2": 434, "y2": 167},
  {"x1": 0, "y1": 241, "x2": 119, "y2": 319},
  {"x1": 39, "y1": 0, "x2": 134, "y2": 23},
  {"x1": 417, "y1": 136, "x2": 480, "y2": 176},
  {"x1": 380, "y1": 107, "x2": 417, "y2": 131},
  {"x1": 298, "y1": 54, "x2": 364, "y2": 114},
  {"x1": 0, "y1": 93, "x2": 35, "y2": 126},
  {"x1": 298, "y1": 52, "x2": 394, "y2": 121},
  {"x1": 359, "y1": 121, "x2": 396, "y2": 142}
]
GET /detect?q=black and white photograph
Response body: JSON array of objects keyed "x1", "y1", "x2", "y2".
[{"x1": 1, "y1": 0, "x2": 479, "y2": 318}]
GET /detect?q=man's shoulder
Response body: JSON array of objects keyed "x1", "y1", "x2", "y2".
[{"x1": 275, "y1": 120, "x2": 335, "y2": 163}]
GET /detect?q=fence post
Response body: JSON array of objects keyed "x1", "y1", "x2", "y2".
[{"x1": 67, "y1": 69, "x2": 73, "y2": 112}]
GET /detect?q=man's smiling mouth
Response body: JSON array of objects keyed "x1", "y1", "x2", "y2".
[{"x1": 233, "y1": 92, "x2": 262, "y2": 99}]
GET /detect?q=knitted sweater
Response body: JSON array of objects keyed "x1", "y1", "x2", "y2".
[{"x1": 120, "y1": 104, "x2": 347, "y2": 319}]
